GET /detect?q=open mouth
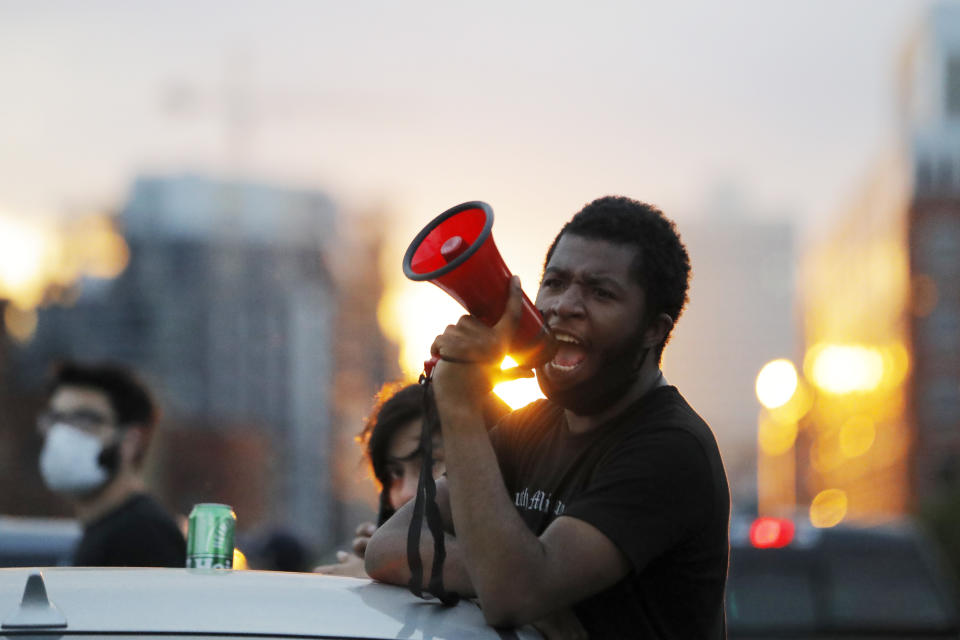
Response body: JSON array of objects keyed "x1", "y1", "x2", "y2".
[{"x1": 548, "y1": 332, "x2": 587, "y2": 373}]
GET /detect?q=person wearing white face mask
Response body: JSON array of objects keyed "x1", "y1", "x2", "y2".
[{"x1": 36, "y1": 361, "x2": 186, "y2": 567}]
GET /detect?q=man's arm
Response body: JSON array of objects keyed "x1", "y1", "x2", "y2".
[
  {"x1": 437, "y1": 398, "x2": 630, "y2": 626},
  {"x1": 426, "y1": 277, "x2": 632, "y2": 627},
  {"x1": 365, "y1": 477, "x2": 476, "y2": 597}
]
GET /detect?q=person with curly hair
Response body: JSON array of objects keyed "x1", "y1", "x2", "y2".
[{"x1": 367, "y1": 196, "x2": 730, "y2": 638}]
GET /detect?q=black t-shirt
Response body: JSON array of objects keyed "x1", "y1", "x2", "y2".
[
  {"x1": 491, "y1": 386, "x2": 730, "y2": 639},
  {"x1": 73, "y1": 493, "x2": 186, "y2": 568}
]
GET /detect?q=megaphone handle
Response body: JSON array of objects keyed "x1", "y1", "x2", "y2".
[
  {"x1": 421, "y1": 356, "x2": 439, "y2": 382},
  {"x1": 421, "y1": 352, "x2": 485, "y2": 381}
]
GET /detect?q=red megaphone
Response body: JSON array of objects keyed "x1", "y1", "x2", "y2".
[{"x1": 403, "y1": 201, "x2": 557, "y2": 378}]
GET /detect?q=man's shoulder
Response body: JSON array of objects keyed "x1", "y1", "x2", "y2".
[
  {"x1": 489, "y1": 399, "x2": 564, "y2": 457},
  {"x1": 612, "y1": 386, "x2": 723, "y2": 461},
  {"x1": 97, "y1": 493, "x2": 179, "y2": 533},
  {"x1": 78, "y1": 492, "x2": 185, "y2": 567},
  {"x1": 499, "y1": 398, "x2": 561, "y2": 428},
  {"x1": 630, "y1": 386, "x2": 712, "y2": 436}
]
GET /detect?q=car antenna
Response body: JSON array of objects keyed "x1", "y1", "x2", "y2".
[{"x1": 1, "y1": 572, "x2": 68, "y2": 629}]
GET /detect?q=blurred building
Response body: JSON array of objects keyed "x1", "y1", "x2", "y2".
[
  {"x1": 663, "y1": 201, "x2": 797, "y2": 509},
  {"x1": 798, "y1": 157, "x2": 913, "y2": 521},
  {"x1": 791, "y1": 0, "x2": 960, "y2": 524},
  {"x1": 9, "y1": 174, "x2": 398, "y2": 552},
  {"x1": 902, "y1": 2, "x2": 960, "y2": 502}
]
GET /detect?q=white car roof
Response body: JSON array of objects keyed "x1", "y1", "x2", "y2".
[{"x1": 0, "y1": 567, "x2": 540, "y2": 640}]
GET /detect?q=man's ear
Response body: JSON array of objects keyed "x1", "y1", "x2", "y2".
[
  {"x1": 642, "y1": 313, "x2": 674, "y2": 349},
  {"x1": 120, "y1": 425, "x2": 149, "y2": 467}
]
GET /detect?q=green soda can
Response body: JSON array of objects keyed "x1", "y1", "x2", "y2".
[{"x1": 186, "y1": 503, "x2": 236, "y2": 569}]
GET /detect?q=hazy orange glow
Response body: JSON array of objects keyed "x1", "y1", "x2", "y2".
[
  {"x1": 377, "y1": 279, "x2": 460, "y2": 379},
  {"x1": 806, "y1": 343, "x2": 885, "y2": 394},
  {"x1": 0, "y1": 212, "x2": 129, "y2": 325},
  {"x1": 377, "y1": 281, "x2": 545, "y2": 409},
  {"x1": 803, "y1": 341, "x2": 910, "y2": 398},
  {"x1": 809, "y1": 435, "x2": 845, "y2": 474},
  {"x1": 758, "y1": 410, "x2": 798, "y2": 457},
  {"x1": 65, "y1": 216, "x2": 130, "y2": 280},
  {"x1": 771, "y1": 379, "x2": 814, "y2": 426},
  {"x1": 796, "y1": 164, "x2": 913, "y2": 519},
  {"x1": 0, "y1": 211, "x2": 129, "y2": 343},
  {"x1": 838, "y1": 414, "x2": 876, "y2": 459},
  {"x1": 233, "y1": 548, "x2": 247, "y2": 570},
  {"x1": 0, "y1": 215, "x2": 59, "y2": 310},
  {"x1": 493, "y1": 356, "x2": 545, "y2": 410}
]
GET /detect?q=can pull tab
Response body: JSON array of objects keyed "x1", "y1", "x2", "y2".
[{"x1": 2, "y1": 572, "x2": 67, "y2": 629}]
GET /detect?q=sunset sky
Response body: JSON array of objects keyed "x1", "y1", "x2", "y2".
[{"x1": 0, "y1": 0, "x2": 935, "y2": 378}]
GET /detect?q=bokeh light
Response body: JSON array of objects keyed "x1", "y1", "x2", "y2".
[
  {"x1": 0, "y1": 215, "x2": 58, "y2": 309},
  {"x1": 0, "y1": 211, "x2": 129, "y2": 314},
  {"x1": 806, "y1": 343, "x2": 885, "y2": 394},
  {"x1": 233, "y1": 548, "x2": 247, "y2": 570},
  {"x1": 755, "y1": 359, "x2": 799, "y2": 409},
  {"x1": 809, "y1": 488, "x2": 848, "y2": 528},
  {"x1": 749, "y1": 516, "x2": 795, "y2": 549}
]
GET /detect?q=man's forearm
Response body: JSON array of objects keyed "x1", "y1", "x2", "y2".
[
  {"x1": 364, "y1": 486, "x2": 475, "y2": 597},
  {"x1": 437, "y1": 400, "x2": 559, "y2": 625}
]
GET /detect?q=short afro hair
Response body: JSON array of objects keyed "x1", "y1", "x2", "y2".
[
  {"x1": 48, "y1": 361, "x2": 158, "y2": 428},
  {"x1": 543, "y1": 196, "x2": 691, "y2": 360}
]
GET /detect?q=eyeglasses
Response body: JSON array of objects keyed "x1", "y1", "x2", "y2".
[{"x1": 37, "y1": 409, "x2": 113, "y2": 433}]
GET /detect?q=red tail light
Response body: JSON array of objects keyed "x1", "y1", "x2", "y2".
[{"x1": 749, "y1": 517, "x2": 795, "y2": 548}]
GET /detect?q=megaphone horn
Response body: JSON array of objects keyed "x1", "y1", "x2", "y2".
[{"x1": 403, "y1": 201, "x2": 557, "y2": 378}]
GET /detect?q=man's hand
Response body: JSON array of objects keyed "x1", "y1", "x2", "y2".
[
  {"x1": 313, "y1": 551, "x2": 367, "y2": 578},
  {"x1": 351, "y1": 521, "x2": 376, "y2": 558},
  {"x1": 365, "y1": 478, "x2": 476, "y2": 597},
  {"x1": 430, "y1": 276, "x2": 532, "y2": 404}
]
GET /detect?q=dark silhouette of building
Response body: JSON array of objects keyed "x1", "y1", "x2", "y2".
[{"x1": 9, "y1": 173, "x2": 398, "y2": 554}]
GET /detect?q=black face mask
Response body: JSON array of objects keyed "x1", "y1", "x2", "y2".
[
  {"x1": 537, "y1": 325, "x2": 650, "y2": 416},
  {"x1": 97, "y1": 441, "x2": 121, "y2": 475}
]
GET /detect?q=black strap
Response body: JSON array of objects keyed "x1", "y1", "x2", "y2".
[{"x1": 406, "y1": 378, "x2": 460, "y2": 606}]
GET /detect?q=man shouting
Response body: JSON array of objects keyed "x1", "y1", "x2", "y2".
[{"x1": 366, "y1": 196, "x2": 729, "y2": 638}]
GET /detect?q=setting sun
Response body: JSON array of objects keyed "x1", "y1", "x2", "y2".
[
  {"x1": 377, "y1": 281, "x2": 546, "y2": 410},
  {"x1": 494, "y1": 356, "x2": 546, "y2": 410}
]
